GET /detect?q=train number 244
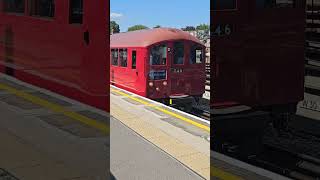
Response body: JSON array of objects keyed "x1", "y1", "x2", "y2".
[{"x1": 213, "y1": 24, "x2": 233, "y2": 36}]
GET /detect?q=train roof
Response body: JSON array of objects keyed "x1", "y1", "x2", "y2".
[{"x1": 110, "y1": 28, "x2": 204, "y2": 48}]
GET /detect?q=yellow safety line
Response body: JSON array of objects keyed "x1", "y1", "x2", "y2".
[
  {"x1": 211, "y1": 166, "x2": 244, "y2": 180},
  {"x1": 111, "y1": 88, "x2": 210, "y2": 132},
  {"x1": 0, "y1": 83, "x2": 109, "y2": 134}
]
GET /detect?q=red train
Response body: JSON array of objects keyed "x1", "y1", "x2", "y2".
[
  {"x1": 212, "y1": 0, "x2": 306, "y2": 113},
  {"x1": 0, "y1": 0, "x2": 109, "y2": 111},
  {"x1": 110, "y1": 28, "x2": 206, "y2": 105},
  {"x1": 211, "y1": 0, "x2": 306, "y2": 154}
]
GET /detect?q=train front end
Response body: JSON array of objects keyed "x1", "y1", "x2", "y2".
[{"x1": 147, "y1": 40, "x2": 206, "y2": 106}]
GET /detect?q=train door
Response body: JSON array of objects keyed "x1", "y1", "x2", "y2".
[
  {"x1": 168, "y1": 41, "x2": 187, "y2": 95},
  {"x1": 211, "y1": 0, "x2": 249, "y2": 107},
  {"x1": 126, "y1": 49, "x2": 139, "y2": 90},
  {"x1": 188, "y1": 41, "x2": 206, "y2": 96},
  {"x1": 57, "y1": 0, "x2": 110, "y2": 111},
  {"x1": 250, "y1": 0, "x2": 305, "y2": 106},
  {"x1": 79, "y1": 0, "x2": 109, "y2": 110}
]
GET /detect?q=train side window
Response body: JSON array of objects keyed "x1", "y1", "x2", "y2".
[
  {"x1": 173, "y1": 42, "x2": 184, "y2": 65},
  {"x1": 3, "y1": 0, "x2": 25, "y2": 13},
  {"x1": 29, "y1": 0, "x2": 55, "y2": 18},
  {"x1": 111, "y1": 49, "x2": 119, "y2": 66},
  {"x1": 132, "y1": 51, "x2": 137, "y2": 69},
  {"x1": 69, "y1": 0, "x2": 83, "y2": 24},
  {"x1": 212, "y1": 0, "x2": 237, "y2": 10},
  {"x1": 150, "y1": 44, "x2": 167, "y2": 65},
  {"x1": 119, "y1": 49, "x2": 128, "y2": 67},
  {"x1": 256, "y1": 0, "x2": 295, "y2": 8},
  {"x1": 190, "y1": 45, "x2": 203, "y2": 64}
]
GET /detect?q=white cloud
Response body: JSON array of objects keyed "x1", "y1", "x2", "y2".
[{"x1": 111, "y1": 12, "x2": 123, "y2": 19}]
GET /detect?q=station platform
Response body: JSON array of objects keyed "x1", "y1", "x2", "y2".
[
  {"x1": 0, "y1": 74, "x2": 109, "y2": 180},
  {"x1": 110, "y1": 86, "x2": 210, "y2": 179},
  {"x1": 0, "y1": 73, "x2": 292, "y2": 180}
]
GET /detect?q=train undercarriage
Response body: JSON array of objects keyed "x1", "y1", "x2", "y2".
[{"x1": 212, "y1": 103, "x2": 299, "y2": 158}]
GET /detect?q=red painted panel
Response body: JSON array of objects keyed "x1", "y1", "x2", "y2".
[
  {"x1": 0, "y1": 0, "x2": 109, "y2": 111},
  {"x1": 211, "y1": 1, "x2": 306, "y2": 108},
  {"x1": 111, "y1": 47, "x2": 147, "y2": 96}
]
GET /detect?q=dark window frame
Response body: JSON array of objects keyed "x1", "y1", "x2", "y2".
[
  {"x1": 190, "y1": 44, "x2": 204, "y2": 64},
  {"x1": 69, "y1": 0, "x2": 83, "y2": 24},
  {"x1": 3, "y1": 0, "x2": 25, "y2": 14},
  {"x1": 149, "y1": 44, "x2": 167, "y2": 66},
  {"x1": 28, "y1": 0, "x2": 55, "y2": 18},
  {"x1": 111, "y1": 48, "x2": 119, "y2": 66},
  {"x1": 119, "y1": 48, "x2": 128, "y2": 67},
  {"x1": 132, "y1": 50, "x2": 137, "y2": 69},
  {"x1": 212, "y1": 0, "x2": 237, "y2": 11},
  {"x1": 173, "y1": 41, "x2": 185, "y2": 65},
  {"x1": 256, "y1": 0, "x2": 296, "y2": 8}
]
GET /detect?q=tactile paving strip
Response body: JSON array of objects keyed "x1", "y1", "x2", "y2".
[
  {"x1": 0, "y1": 78, "x2": 34, "y2": 92},
  {"x1": 0, "y1": 94, "x2": 42, "y2": 110},
  {"x1": 29, "y1": 91, "x2": 72, "y2": 107},
  {"x1": 37, "y1": 114, "x2": 106, "y2": 138},
  {"x1": 0, "y1": 168, "x2": 19, "y2": 180},
  {"x1": 161, "y1": 117, "x2": 208, "y2": 138},
  {"x1": 77, "y1": 110, "x2": 109, "y2": 124},
  {"x1": 123, "y1": 97, "x2": 144, "y2": 105}
]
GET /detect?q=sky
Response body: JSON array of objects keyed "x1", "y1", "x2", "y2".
[{"x1": 110, "y1": 0, "x2": 210, "y2": 32}]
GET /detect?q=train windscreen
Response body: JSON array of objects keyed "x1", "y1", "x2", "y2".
[{"x1": 150, "y1": 44, "x2": 167, "y2": 65}]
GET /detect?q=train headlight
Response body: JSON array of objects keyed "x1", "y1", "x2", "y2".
[
  {"x1": 163, "y1": 81, "x2": 167, "y2": 86},
  {"x1": 156, "y1": 87, "x2": 160, "y2": 91},
  {"x1": 149, "y1": 82, "x2": 154, "y2": 87}
]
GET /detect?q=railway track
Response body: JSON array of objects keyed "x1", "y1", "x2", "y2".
[
  {"x1": 212, "y1": 111, "x2": 320, "y2": 180},
  {"x1": 255, "y1": 127, "x2": 320, "y2": 179},
  {"x1": 167, "y1": 100, "x2": 210, "y2": 121},
  {"x1": 229, "y1": 122, "x2": 320, "y2": 180},
  {"x1": 250, "y1": 144, "x2": 320, "y2": 180}
]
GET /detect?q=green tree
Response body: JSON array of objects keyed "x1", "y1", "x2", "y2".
[
  {"x1": 110, "y1": 21, "x2": 120, "y2": 34},
  {"x1": 196, "y1": 24, "x2": 210, "y2": 43},
  {"x1": 127, "y1": 25, "x2": 149, "y2": 32},
  {"x1": 153, "y1": 25, "x2": 161, "y2": 28},
  {"x1": 196, "y1": 24, "x2": 209, "y2": 31}
]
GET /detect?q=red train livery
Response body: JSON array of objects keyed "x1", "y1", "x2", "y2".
[
  {"x1": 212, "y1": 0, "x2": 306, "y2": 113},
  {"x1": 110, "y1": 28, "x2": 206, "y2": 104},
  {"x1": 0, "y1": 0, "x2": 109, "y2": 111}
]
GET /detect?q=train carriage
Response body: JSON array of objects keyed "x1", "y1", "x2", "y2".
[
  {"x1": 211, "y1": 0, "x2": 306, "y2": 155},
  {"x1": 110, "y1": 28, "x2": 206, "y2": 105},
  {"x1": 212, "y1": 0, "x2": 306, "y2": 112},
  {"x1": 0, "y1": 0, "x2": 109, "y2": 111}
]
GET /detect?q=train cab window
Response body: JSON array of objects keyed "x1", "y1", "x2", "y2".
[
  {"x1": 69, "y1": 0, "x2": 83, "y2": 24},
  {"x1": 190, "y1": 45, "x2": 203, "y2": 64},
  {"x1": 111, "y1": 49, "x2": 119, "y2": 66},
  {"x1": 132, "y1": 51, "x2": 137, "y2": 69},
  {"x1": 212, "y1": 0, "x2": 237, "y2": 10},
  {"x1": 150, "y1": 44, "x2": 167, "y2": 65},
  {"x1": 173, "y1": 42, "x2": 184, "y2": 65},
  {"x1": 29, "y1": 0, "x2": 55, "y2": 18},
  {"x1": 119, "y1": 49, "x2": 128, "y2": 67},
  {"x1": 3, "y1": 0, "x2": 25, "y2": 13},
  {"x1": 256, "y1": 0, "x2": 295, "y2": 8}
]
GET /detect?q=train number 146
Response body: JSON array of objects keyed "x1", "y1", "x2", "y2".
[{"x1": 213, "y1": 24, "x2": 233, "y2": 36}]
